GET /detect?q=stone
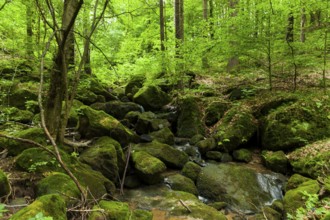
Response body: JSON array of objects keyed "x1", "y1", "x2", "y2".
[
  {"x1": 165, "y1": 174, "x2": 198, "y2": 195},
  {"x1": 149, "y1": 127, "x2": 174, "y2": 145},
  {"x1": 285, "y1": 174, "x2": 312, "y2": 192},
  {"x1": 125, "y1": 75, "x2": 145, "y2": 96},
  {"x1": 181, "y1": 161, "x2": 202, "y2": 182},
  {"x1": 233, "y1": 148, "x2": 253, "y2": 163},
  {"x1": 205, "y1": 151, "x2": 223, "y2": 161},
  {"x1": 133, "y1": 85, "x2": 171, "y2": 111},
  {"x1": 204, "y1": 100, "x2": 230, "y2": 126},
  {"x1": 196, "y1": 138, "x2": 216, "y2": 155},
  {"x1": 261, "y1": 150, "x2": 288, "y2": 174},
  {"x1": 0, "y1": 107, "x2": 33, "y2": 124},
  {"x1": 0, "y1": 169, "x2": 10, "y2": 197}
]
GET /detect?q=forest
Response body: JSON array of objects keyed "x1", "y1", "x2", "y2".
[{"x1": 0, "y1": 0, "x2": 329, "y2": 219}]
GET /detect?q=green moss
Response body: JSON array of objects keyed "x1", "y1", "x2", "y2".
[
  {"x1": 0, "y1": 106, "x2": 34, "y2": 124},
  {"x1": 205, "y1": 151, "x2": 223, "y2": 161},
  {"x1": 131, "y1": 209, "x2": 153, "y2": 220},
  {"x1": 261, "y1": 206, "x2": 283, "y2": 220},
  {"x1": 10, "y1": 194, "x2": 67, "y2": 220},
  {"x1": 285, "y1": 174, "x2": 312, "y2": 192},
  {"x1": 133, "y1": 85, "x2": 170, "y2": 111},
  {"x1": 214, "y1": 105, "x2": 257, "y2": 152},
  {"x1": 89, "y1": 200, "x2": 130, "y2": 220},
  {"x1": 149, "y1": 127, "x2": 174, "y2": 145},
  {"x1": 181, "y1": 161, "x2": 202, "y2": 182},
  {"x1": 0, "y1": 169, "x2": 10, "y2": 197},
  {"x1": 204, "y1": 100, "x2": 231, "y2": 126},
  {"x1": 196, "y1": 138, "x2": 216, "y2": 155},
  {"x1": 208, "y1": 202, "x2": 228, "y2": 210},
  {"x1": 283, "y1": 180, "x2": 320, "y2": 215},
  {"x1": 36, "y1": 173, "x2": 80, "y2": 206},
  {"x1": 132, "y1": 151, "x2": 166, "y2": 175},
  {"x1": 261, "y1": 150, "x2": 288, "y2": 174},
  {"x1": 233, "y1": 148, "x2": 253, "y2": 163},
  {"x1": 165, "y1": 174, "x2": 198, "y2": 195}
]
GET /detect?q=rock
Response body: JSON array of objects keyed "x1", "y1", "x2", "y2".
[
  {"x1": 90, "y1": 101, "x2": 143, "y2": 120},
  {"x1": 67, "y1": 100, "x2": 84, "y2": 127},
  {"x1": 285, "y1": 174, "x2": 312, "y2": 192},
  {"x1": 131, "y1": 151, "x2": 166, "y2": 184},
  {"x1": 134, "y1": 111, "x2": 170, "y2": 135},
  {"x1": 190, "y1": 134, "x2": 205, "y2": 145},
  {"x1": 0, "y1": 107, "x2": 34, "y2": 124},
  {"x1": 325, "y1": 176, "x2": 330, "y2": 194},
  {"x1": 261, "y1": 150, "x2": 288, "y2": 174},
  {"x1": 0, "y1": 169, "x2": 10, "y2": 197},
  {"x1": 10, "y1": 194, "x2": 67, "y2": 220},
  {"x1": 213, "y1": 105, "x2": 258, "y2": 152},
  {"x1": 270, "y1": 199, "x2": 284, "y2": 213},
  {"x1": 133, "y1": 85, "x2": 171, "y2": 111},
  {"x1": 261, "y1": 95, "x2": 330, "y2": 151},
  {"x1": 89, "y1": 200, "x2": 153, "y2": 220},
  {"x1": 205, "y1": 151, "x2": 223, "y2": 161},
  {"x1": 7, "y1": 82, "x2": 38, "y2": 110},
  {"x1": 233, "y1": 148, "x2": 253, "y2": 163},
  {"x1": 77, "y1": 106, "x2": 138, "y2": 146},
  {"x1": 36, "y1": 173, "x2": 80, "y2": 206},
  {"x1": 165, "y1": 174, "x2": 198, "y2": 195},
  {"x1": 124, "y1": 175, "x2": 142, "y2": 188},
  {"x1": 177, "y1": 96, "x2": 205, "y2": 138},
  {"x1": 208, "y1": 202, "x2": 228, "y2": 210},
  {"x1": 196, "y1": 138, "x2": 216, "y2": 155},
  {"x1": 283, "y1": 179, "x2": 320, "y2": 215},
  {"x1": 287, "y1": 139, "x2": 330, "y2": 178},
  {"x1": 15, "y1": 147, "x2": 115, "y2": 199},
  {"x1": 125, "y1": 75, "x2": 145, "y2": 97},
  {"x1": 149, "y1": 127, "x2": 174, "y2": 145},
  {"x1": 259, "y1": 206, "x2": 283, "y2": 220},
  {"x1": 221, "y1": 153, "x2": 233, "y2": 162},
  {"x1": 181, "y1": 161, "x2": 202, "y2": 182},
  {"x1": 79, "y1": 136, "x2": 124, "y2": 182},
  {"x1": 0, "y1": 127, "x2": 47, "y2": 156},
  {"x1": 133, "y1": 141, "x2": 189, "y2": 169},
  {"x1": 196, "y1": 163, "x2": 284, "y2": 213},
  {"x1": 204, "y1": 100, "x2": 230, "y2": 126}
]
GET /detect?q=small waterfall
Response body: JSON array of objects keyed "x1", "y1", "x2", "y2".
[{"x1": 256, "y1": 172, "x2": 286, "y2": 205}]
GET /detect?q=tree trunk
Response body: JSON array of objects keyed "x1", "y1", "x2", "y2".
[
  {"x1": 175, "y1": 0, "x2": 184, "y2": 48},
  {"x1": 286, "y1": 12, "x2": 294, "y2": 42},
  {"x1": 202, "y1": 0, "x2": 209, "y2": 68},
  {"x1": 26, "y1": 1, "x2": 34, "y2": 61},
  {"x1": 300, "y1": 7, "x2": 306, "y2": 42},
  {"x1": 209, "y1": 0, "x2": 214, "y2": 39},
  {"x1": 227, "y1": 0, "x2": 239, "y2": 73},
  {"x1": 160, "y1": 0, "x2": 165, "y2": 52},
  {"x1": 83, "y1": 0, "x2": 92, "y2": 75}
]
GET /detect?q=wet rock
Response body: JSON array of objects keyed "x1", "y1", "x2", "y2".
[
  {"x1": 177, "y1": 95, "x2": 205, "y2": 138},
  {"x1": 233, "y1": 148, "x2": 253, "y2": 163},
  {"x1": 133, "y1": 85, "x2": 171, "y2": 111},
  {"x1": 213, "y1": 105, "x2": 258, "y2": 152},
  {"x1": 190, "y1": 134, "x2": 205, "y2": 145},
  {"x1": 261, "y1": 150, "x2": 288, "y2": 174},
  {"x1": 205, "y1": 151, "x2": 223, "y2": 161},
  {"x1": 165, "y1": 174, "x2": 198, "y2": 195},
  {"x1": 196, "y1": 138, "x2": 216, "y2": 155},
  {"x1": 0, "y1": 169, "x2": 10, "y2": 197},
  {"x1": 149, "y1": 127, "x2": 174, "y2": 145},
  {"x1": 10, "y1": 194, "x2": 67, "y2": 220},
  {"x1": 181, "y1": 161, "x2": 202, "y2": 182},
  {"x1": 285, "y1": 174, "x2": 312, "y2": 192},
  {"x1": 134, "y1": 111, "x2": 170, "y2": 135}
]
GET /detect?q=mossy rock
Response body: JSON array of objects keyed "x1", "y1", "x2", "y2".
[
  {"x1": 261, "y1": 95, "x2": 330, "y2": 151},
  {"x1": 255, "y1": 206, "x2": 282, "y2": 220},
  {"x1": 213, "y1": 105, "x2": 258, "y2": 152},
  {"x1": 133, "y1": 141, "x2": 189, "y2": 169},
  {"x1": 10, "y1": 194, "x2": 67, "y2": 220},
  {"x1": 131, "y1": 151, "x2": 166, "y2": 185},
  {"x1": 135, "y1": 111, "x2": 171, "y2": 135},
  {"x1": 181, "y1": 161, "x2": 202, "y2": 182},
  {"x1": 0, "y1": 107, "x2": 34, "y2": 124},
  {"x1": 7, "y1": 82, "x2": 38, "y2": 110},
  {"x1": 325, "y1": 176, "x2": 330, "y2": 194},
  {"x1": 204, "y1": 100, "x2": 231, "y2": 126},
  {"x1": 285, "y1": 174, "x2": 312, "y2": 192},
  {"x1": 190, "y1": 134, "x2": 205, "y2": 145},
  {"x1": 233, "y1": 148, "x2": 253, "y2": 163},
  {"x1": 67, "y1": 99, "x2": 84, "y2": 127},
  {"x1": 208, "y1": 202, "x2": 228, "y2": 210},
  {"x1": 133, "y1": 85, "x2": 171, "y2": 111},
  {"x1": 283, "y1": 180, "x2": 320, "y2": 215},
  {"x1": 88, "y1": 200, "x2": 130, "y2": 220},
  {"x1": 0, "y1": 127, "x2": 47, "y2": 156},
  {"x1": 287, "y1": 139, "x2": 330, "y2": 178},
  {"x1": 176, "y1": 95, "x2": 205, "y2": 138},
  {"x1": 125, "y1": 75, "x2": 145, "y2": 96},
  {"x1": 165, "y1": 174, "x2": 198, "y2": 195},
  {"x1": 90, "y1": 101, "x2": 143, "y2": 120},
  {"x1": 0, "y1": 169, "x2": 10, "y2": 197},
  {"x1": 261, "y1": 150, "x2": 288, "y2": 174},
  {"x1": 36, "y1": 173, "x2": 80, "y2": 206},
  {"x1": 79, "y1": 137, "x2": 120, "y2": 182},
  {"x1": 205, "y1": 151, "x2": 223, "y2": 161},
  {"x1": 196, "y1": 138, "x2": 216, "y2": 155},
  {"x1": 78, "y1": 105, "x2": 138, "y2": 146},
  {"x1": 149, "y1": 127, "x2": 174, "y2": 145},
  {"x1": 131, "y1": 209, "x2": 153, "y2": 220}
]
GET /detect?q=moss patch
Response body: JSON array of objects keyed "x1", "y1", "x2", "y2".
[
  {"x1": 261, "y1": 150, "x2": 288, "y2": 174},
  {"x1": 165, "y1": 174, "x2": 198, "y2": 195},
  {"x1": 0, "y1": 169, "x2": 10, "y2": 197}
]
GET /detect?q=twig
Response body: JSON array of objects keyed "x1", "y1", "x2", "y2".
[
  {"x1": 179, "y1": 199, "x2": 192, "y2": 213},
  {"x1": 120, "y1": 144, "x2": 131, "y2": 195}
]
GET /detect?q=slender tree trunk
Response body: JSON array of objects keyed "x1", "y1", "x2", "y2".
[
  {"x1": 227, "y1": 0, "x2": 239, "y2": 73},
  {"x1": 300, "y1": 7, "x2": 306, "y2": 42},
  {"x1": 209, "y1": 0, "x2": 214, "y2": 39},
  {"x1": 175, "y1": 0, "x2": 184, "y2": 48},
  {"x1": 286, "y1": 12, "x2": 294, "y2": 42},
  {"x1": 160, "y1": 0, "x2": 165, "y2": 51},
  {"x1": 83, "y1": 0, "x2": 92, "y2": 75},
  {"x1": 26, "y1": 2, "x2": 34, "y2": 61},
  {"x1": 202, "y1": 0, "x2": 209, "y2": 68}
]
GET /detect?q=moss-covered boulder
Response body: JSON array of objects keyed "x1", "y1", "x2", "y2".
[
  {"x1": 0, "y1": 127, "x2": 47, "y2": 156},
  {"x1": 133, "y1": 85, "x2": 171, "y2": 111},
  {"x1": 257, "y1": 206, "x2": 283, "y2": 220},
  {"x1": 149, "y1": 127, "x2": 174, "y2": 145},
  {"x1": 79, "y1": 136, "x2": 124, "y2": 182},
  {"x1": 0, "y1": 169, "x2": 10, "y2": 197},
  {"x1": 176, "y1": 95, "x2": 205, "y2": 138},
  {"x1": 134, "y1": 111, "x2": 171, "y2": 135},
  {"x1": 133, "y1": 141, "x2": 189, "y2": 169},
  {"x1": 287, "y1": 139, "x2": 330, "y2": 178},
  {"x1": 90, "y1": 101, "x2": 143, "y2": 120},
  {"x1": 285, "y1": 174, "x2": 312, "y2": 192},
  {"x1": 67, "y1": 99, "x2": 84, "y2": 127},
  {"x1": 196, "y1": 163, "x2": 284, "y2": 213},
  {"x1": 0, "y1": 107, "x2": 34, "y2": 124},
  {"x1": 181, "y1": 161, "x2": 202, "y2": 182},
  {"x1": 213, "y1": 105, "x2": 258, "y2": 152},
  {"x1": 283, "y1": 179, "x2": 320, "y2": 215},
  {"x1": 36, "y1": 173, "x2": 80, "y2": 206},
  {"x1": 205, "y1": 151, "x2": 223, "y2": 161},
  {"x1": 165, "y1": 174, "x2": 198, "y2": 195},
  {"x1": 15, "y1": 147, "x2": 115, "y2": 199},
  {"x1": 233, "y1": 148, "x2": 253, "y2": 163},
  {"x1": 78, "y1": 106, "x2": 138, "y2": 146},
  {"x1": 131, "y1": 151, "x2": 166, "y2": 184},
  {"x1": 196, "y1": 138, "x2": 216, "y2": 155},
  {"x1": 7, "y1": 82, "x2": 38, "y2": 110},
  {"x1": 125, "y1": 75, "x2": 145, "y2": 97},
  {"x1": 261, "y1": 95, "x2": 330, "y2": 151},
  {"x1": 262, "y1": 150, "x2": 288, "y2": 174},
  {"x1": 10, "y1": 194, "x2": 67, "y2": 220},
  {"x1": 204, "y1": 100, "x2": 231, "y2": 126}
]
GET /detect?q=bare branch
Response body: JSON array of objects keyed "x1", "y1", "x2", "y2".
[{"x1": 0, "y1": 0, "x2": 10, "y2": 11}]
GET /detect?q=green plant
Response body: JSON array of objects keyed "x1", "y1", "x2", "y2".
[
  {"x1": 28, "y1": 212, "x2": 53, "y2": 220},
  {"x1": 28, "y1": 158, "x2": 58, "y2": 173},
  {"x1": 0, "y1": 203, "x2": 8, "y2": 217},
  {"x1": 287, "y1": 192, "x2": 330, "y2": 220}
]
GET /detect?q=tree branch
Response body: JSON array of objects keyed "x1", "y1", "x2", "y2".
[{"x1": 0, "y1": 0, "x2": 10, "y2": 11}]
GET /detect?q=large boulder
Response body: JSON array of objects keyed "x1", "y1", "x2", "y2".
[
  {"x1": 134, "y1": 111, "x2": 171, "y2": 135},
  {"x1": 149, "y1": 127, "x2": 174, "y2": 145},
  {"x1": 165, "y1": 174, "x2": 198, "y2": 195},
  {"x1": 287, "y1": 138, "x2": 330, "y2": 178},
  {"x1": 0, "y1": 107, "x2": 34, "y2": 124},
  {"x1": 181, "y1": 161, "x2": 202, "y2": 182},
  {"x1": 7, "y1": 82, "x2": 38, "y2": 110},
  {"x1": 90, "y1": 101, "x2": 143, "y2": 120},
  {"x1": 204, "y1": 99, "x2": 231, "y2": 126},
  {"x1": 78, "y1": 106, "x2": 138, "y2": 146},
  {"x1": 133, "y1": 85, "x2": 171, "y2": 111},
  {"x1": 125, "y1": 75, "x2": 145, "y2": 97},
  {"x1": 133, "y1": 141, "x2": 189, "y2": 169},
  {"x1": 10, "y1": 194, "x2": 67, "y2": 220},
  {"x1": 131, "y1": 151, "x2": 166, "y2": 184},
  {"x1": 261, "y1": 95, "x2": 330, "y2": 151},
  {"x1": 176, "y1": 95, "x2": 205, "y2": 138},
  {"x1": 79, "y1": 136, "x2": 125, "y2": 182},
  {"x1": 262, "y1": 150, "x2": 289, "y2": 174},
  {"x1": 0, "y1": 169, "x2": 10, "y2": 197},
  {"x1": 196, "y1": 163, "x2": 285, "y2": 213},
  {"x1": 213, "y1": 105, "x2": 258, "y2": 152}
]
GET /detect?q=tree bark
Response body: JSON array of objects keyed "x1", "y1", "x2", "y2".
[
  {"x1": 227, "y1": 0, "x2": 239, "y2": 73},
  {"x1": 286, "y1": 12, "x2": 294, "y2": 42},
  {"x1": 160, "y1": 0, "x2": 165, "y2": 51},
  {"x1": 175, "y1": 0, "x2": 184, "y2": 48},
  {"x1": 300, "y1": 7, "x2": 306, "y2": 42},
  {"x1": 26, "y1": 1, "x2": 34, "y2": 60}
]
